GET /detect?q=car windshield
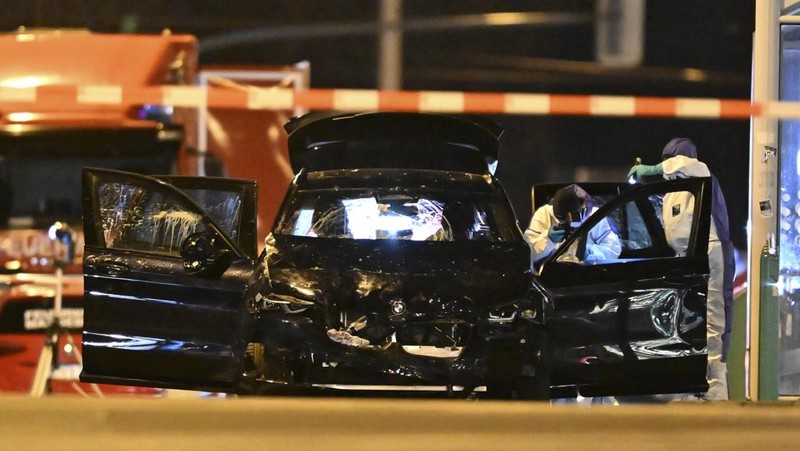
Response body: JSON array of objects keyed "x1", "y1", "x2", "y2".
[{"x1": 275, "y1": 189, "x2": 518, "y2": 242}]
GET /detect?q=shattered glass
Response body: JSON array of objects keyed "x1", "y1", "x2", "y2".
[
  {"x1": 98, "y1": 181, "x2": 206, "y2": 256},
  {"x1": 276, "y1": 189, "x2": 514, "y2": 242},
  {"x1": 181, "y1": 188, "x2": 242, "y2": 241},
  {"x1": 595, "y1": 194, "x2": 673, "y2": 260},
  {"x1": 611, "y1": 197, "x2": 657, "y2": 252}
]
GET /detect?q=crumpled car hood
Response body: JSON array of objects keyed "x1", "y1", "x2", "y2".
[{"x1": 265, "y1": 234, "x2": 531, "y2": 314}]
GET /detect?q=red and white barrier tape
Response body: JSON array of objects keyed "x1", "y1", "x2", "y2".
[{"x1": 0, "y1": 84, "x2": 793, "y2": 119}]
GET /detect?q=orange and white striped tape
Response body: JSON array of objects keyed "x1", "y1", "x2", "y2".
[{"x1": 0, "y1": 84, "x2": 794, "y2": 120}]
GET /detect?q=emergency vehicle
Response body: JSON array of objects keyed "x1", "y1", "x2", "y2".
[{"x1": 0, "y1": 28, "x2": 306, "y2": 395}]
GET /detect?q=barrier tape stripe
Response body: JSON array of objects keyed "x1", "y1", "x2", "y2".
[
  {"x1": 0, "y1": 85, "x2": 782, "y2": 119},
  {"x1": 78, "y1": 86, "x2": 122, "y2": 105},
  {"x1": 0, "y1": 86, "x2": 36, "y2": 102}
]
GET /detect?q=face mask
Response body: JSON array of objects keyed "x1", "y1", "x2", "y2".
[
  {"x1": 565, "y1": 206, "x2": 589, "y2": 224},
  {"x1": 577, "y1": 206, "x2": 590, "y2": 223}
]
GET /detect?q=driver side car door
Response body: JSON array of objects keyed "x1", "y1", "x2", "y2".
[
  {"x1": 80, "y1": 169, "x2": 257, "y2": 392},
  {"x1": 537, "y1": 178, "x2": 712, "y2": 397}
]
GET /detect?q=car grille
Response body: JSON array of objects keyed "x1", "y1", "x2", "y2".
[{"x1": 334, "y1": 294, "x2": 475, "y2": 350}]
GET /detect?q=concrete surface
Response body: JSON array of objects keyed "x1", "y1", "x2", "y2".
[{"x1": 1, "y1": 395, "x2": 799, "y2": 450}]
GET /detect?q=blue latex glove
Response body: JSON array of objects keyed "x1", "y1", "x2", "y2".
[
  {"x1": 627, "y1": 162, "x2": 663, "y2": 181},
  {"x1": 548, "y1": 224, "x2": 566, "y2": 243},
  {"x1": 584, "y1": 247, "x2": 603, "y2": 264}
]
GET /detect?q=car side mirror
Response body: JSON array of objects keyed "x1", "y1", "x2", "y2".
[{"x1": 180, "y1": 230, "x2": 233, "y2": 277}]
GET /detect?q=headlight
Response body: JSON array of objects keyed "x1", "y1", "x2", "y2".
[
  {"x1": 257, "y1": 292, "x2": 314, "y2": 314},
  {"x1": 519, "y1": 309, "x2": 538, "y2": 320},
  {"x1": 267, "y1": 293, "x2": 315, "y2": 306},
  {"x1": 487, "y1": 302, "x2": 521, "y2": 324},
  {"x1": 487, "y1": 296, "x2": 547, "y2": 326}
]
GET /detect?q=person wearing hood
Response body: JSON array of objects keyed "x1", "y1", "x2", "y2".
[
  {"x1": 524, "y1": 183, "x2": 621, "y2": 270},
  {"x1": 628, "y1": 138, "x2": 735, "y2": 401}
]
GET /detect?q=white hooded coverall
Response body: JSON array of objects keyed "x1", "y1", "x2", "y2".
[
  {"x1": 662, "y1": 154, "x2": 728, "y2": 400},
  {"x1": 524, "y1": 205, "x2": 621, "y2": 269}
]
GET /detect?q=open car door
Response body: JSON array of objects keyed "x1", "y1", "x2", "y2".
[
  {"x1": 536, "y1": 178, "x2": 712, "y2": 397},
  {"x1": 80, "y1": 168, "x2": 257, "y2": 392}
]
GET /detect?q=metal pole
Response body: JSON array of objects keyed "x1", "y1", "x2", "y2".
[
  {"x1": 595, "y1": 0, "x2": 645, "y2": 68},
  {"x1": 378, "y1": 0, "x2": 403, "y2": 90},
  {"x1": 749, "y1": 0, "x2": 781, "y2": 401}
]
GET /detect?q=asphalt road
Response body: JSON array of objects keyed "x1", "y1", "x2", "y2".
[{"x1": 1, "y1": 394, "x2": 799, "y2": 450}]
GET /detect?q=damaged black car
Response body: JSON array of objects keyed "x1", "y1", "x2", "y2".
[{"x1": 80, "y1": 112, "x2": 713, "y2": 400}]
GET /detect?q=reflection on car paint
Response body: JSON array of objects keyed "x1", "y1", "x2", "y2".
[
  {"x1": 85, "y1": 333, "x2": 232, "y2": 356},
  {"x1": 552, "y1": 286, "x2": 706, "y2": 368},
  {"x1": 87, "y1": 291, "x2": 180, "y2": 306}
]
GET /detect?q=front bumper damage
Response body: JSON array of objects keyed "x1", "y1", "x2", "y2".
[{"x1": 242, "y1": 312, "x2": 546, "y2": 394}]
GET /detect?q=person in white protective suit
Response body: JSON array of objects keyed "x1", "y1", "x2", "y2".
[
  {"x1": 628, "y1": 138, "x2": 735, "y2": 401},
  {"x1": 524, "y1": 184, "x2": 621, "y2": 270}
]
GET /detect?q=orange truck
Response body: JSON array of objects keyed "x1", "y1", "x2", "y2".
[{"x1": 0, "y1": 28, "x2": 307, "y2": 395}]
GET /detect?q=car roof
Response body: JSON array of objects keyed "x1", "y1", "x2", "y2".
[{"x1": 284, "y1": 112, "x2": 503, "y2": 175}]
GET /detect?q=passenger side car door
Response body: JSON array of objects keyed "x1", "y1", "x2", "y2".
[
  {"x1": 80, "y1": 169, "x2": 257, "y2": 392},
  {"x1": 537, "y1": 178, "x2": 712, "y2": 397}
]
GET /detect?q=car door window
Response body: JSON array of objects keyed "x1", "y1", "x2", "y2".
[
  {"x1": 180, "y1": 188, "x2": 242, "y2": 242},
  {"x1": 97, "y1": 180, "x2": 209, "y2": 256},
  {"x1": 606, "y1": 193, "x2": 673, "y2": 259},
  {"x1": 555, "y1": 187, "x2": 700, "y2": 265},
  {"x1": 152, "y1": 175, "x2": 257, "y2": 260},
  {"x1": 617, "y1": 196, "x2": 657, "y2": 251}
]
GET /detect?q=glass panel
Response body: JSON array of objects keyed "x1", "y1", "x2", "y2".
[
  {"x1": 181, "y1": 188, "x2": 242, "y2": 242},
  {"x1": 275, "y1": 189, "x2": 517, "y2": 242},
  {"x1": 556, "y1": 190, "x2": 686, "y2": 265},
  {"x1": 97, "y1": 181, "x2": 207, "y2": 256},
  {"x1": 778, "y1": 24, "x2": 800, "y2": 395}
]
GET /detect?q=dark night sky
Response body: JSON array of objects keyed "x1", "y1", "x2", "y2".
[{"x1": 1, "y1": 1, "x2": 756, "y2": 248}]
